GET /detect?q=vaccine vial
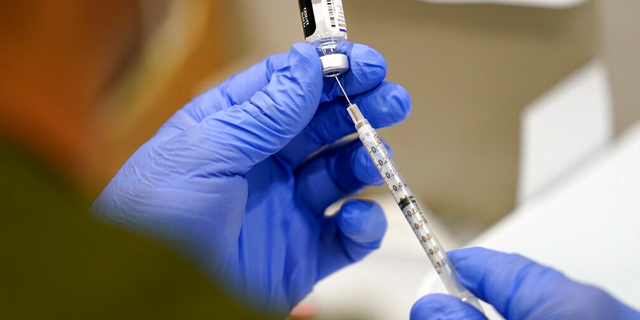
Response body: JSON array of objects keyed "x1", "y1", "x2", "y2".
[{"x1": 298, "y1": 0, "x2": 350, "y2": 77}]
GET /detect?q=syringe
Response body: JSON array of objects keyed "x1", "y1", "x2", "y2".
[{"x1": 334, "y1": 75, "x2": 484, "y2": 313}]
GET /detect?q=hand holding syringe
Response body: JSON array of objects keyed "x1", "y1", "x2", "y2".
[{"x1": 333, "y1": 75, "x2": 485, "y2": 313}]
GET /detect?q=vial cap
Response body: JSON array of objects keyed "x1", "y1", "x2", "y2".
[{"x1": 319, "y1": 53, "x2": 350, "y2": 77}]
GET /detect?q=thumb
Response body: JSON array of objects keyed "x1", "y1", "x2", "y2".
[
  {"x1": 162, "y1": 43, "x2": 323, "y2": 176},
  {"x1": 316, "y1": 200, "x2": 387, "y2": 281},
  {"x1": 449, "y1": 247, "x2": 640, "y2": 320},
  {"x1": 411, "y1": 294, "x2": 486, "y2": 320}
]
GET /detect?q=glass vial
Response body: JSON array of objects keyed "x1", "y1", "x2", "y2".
[{"x1": 298, "y1": 0, "x2": 350, "y2": 77}]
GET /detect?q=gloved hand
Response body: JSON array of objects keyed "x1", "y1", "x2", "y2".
[
  {"x1": 411, "y1": 247, "x2": 640, "y2": 320},
  {"x1": 92, "y1": 42, "x2": 411, "y2": 317}
]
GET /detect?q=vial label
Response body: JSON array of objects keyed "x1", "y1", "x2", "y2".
[
  {"x1": 323, "y1": 0, "x2": 347, "y2": 33},
  {"x1": 298, "y1": 0, "x2": 348, "y2": 43},
  {"x1": 298, "y1": 0, "x2": 317, "y2": 38}
]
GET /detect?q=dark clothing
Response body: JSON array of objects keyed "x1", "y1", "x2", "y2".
[{"x1": 0, "y1": 143, "x2": 266, "y2": 319}]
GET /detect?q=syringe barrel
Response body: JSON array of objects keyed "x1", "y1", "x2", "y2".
[{"x1": 347, "y1": 104, "x2": 484, "y2": 313}]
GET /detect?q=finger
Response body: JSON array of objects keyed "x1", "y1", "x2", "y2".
[
  {"x1": 161, "y1": 53, "x2": 288, "y2": 135},
  {"x1": 280, "y1": 81, "x2": 411, "y2": 167},
  {"x1": 319, "y1": 42, "x2": 388, "y2": 103},
  {"x1": 449, "y1": 248, "x2": 637, "y2": 320},
  {"x1": 295, "y1": 139, "x2": 385, "y2": 214},
  {"x1": 160, "y1": 41, "x2": 385, "y2": 137},
  {"x1": 157, "y1": 43, "x2": 323, "y2": 176},
  {"x1": 316, "y1": 200, "x2": 387, "y2": 281},
  {"x1": 410, "y1": 294, "x2": 487, "y2": 320}
]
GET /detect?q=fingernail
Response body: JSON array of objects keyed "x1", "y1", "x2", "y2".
[
  {"x1": 353, "y1": 146, "x2": 383, "y2": 185},
  {"x1": 339, "y1": 200, "x2": 387, "y2": 243}
]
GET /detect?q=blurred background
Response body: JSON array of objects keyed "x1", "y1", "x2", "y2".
[
  {"x1": 2, "y1": 0, "x2": 639, "y2": 319},
  {"x1": 94, "y1": 0, "x2": 638, "y2": 231}
]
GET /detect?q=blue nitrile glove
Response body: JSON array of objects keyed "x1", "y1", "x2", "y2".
[
  {"x1": 411, "y1": 247, "x2": 640, "y2": 320},
  {"x1": 92, "y1": 42, "x2": 411, "y2": 317}
]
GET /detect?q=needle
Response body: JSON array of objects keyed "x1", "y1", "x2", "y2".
[{"x1": 334, "y1": 75, "x2": 353, "y2": 106}]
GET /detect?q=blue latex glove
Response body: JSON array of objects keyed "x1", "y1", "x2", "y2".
[
  {"x1": 92, "y1": 42, "x2": 411, "y2": 316},
  {"x1": 411, "y1": 248, "x2": 640, "y2": 320}
]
